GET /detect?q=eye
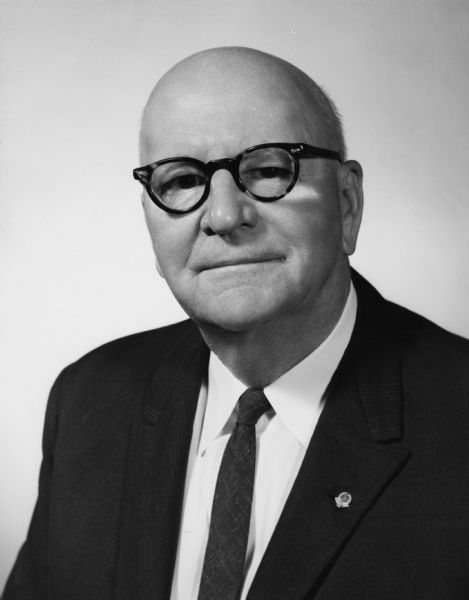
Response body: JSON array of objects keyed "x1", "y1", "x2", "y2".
[
  {"x1": 242, "y1": 165, "x2": 294, "y2": 183},
  {"x1": 239, "y1": 148, "x2": 295, "y2": 186},
  {"x1": 161, "y1": 173, "x2": 205, "y2": 193},
  {"x1": 253, "y1": 166, "x2": 293, "y2": 180}
]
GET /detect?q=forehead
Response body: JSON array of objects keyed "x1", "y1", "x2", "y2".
[{"x1": 140, "y1": 65, "x2": 324, "y2": 163}]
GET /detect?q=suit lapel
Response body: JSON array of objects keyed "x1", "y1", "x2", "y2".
[
  {"x1": 114, "y1": 322, "x2": 209, "y2": 600},
  {"x1": 247, "y1": 273, "x2": 411, "y2": 600}
]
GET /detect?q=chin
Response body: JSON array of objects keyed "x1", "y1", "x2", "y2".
[
  {"x1": 203, "y1": 315, "x2": 265, "y2": 333},
  {"x1": 189, "y1": 295, "x2": 284, "y2": 333}
]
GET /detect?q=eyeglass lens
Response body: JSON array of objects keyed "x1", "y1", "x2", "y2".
[{"x1": 149, "y1": 147, "x2": 296, "y2": 211}]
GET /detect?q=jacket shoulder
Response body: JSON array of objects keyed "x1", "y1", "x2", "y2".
[
  {"x1": 380, "y1": 299, "x2": 469, "y2": 405},
  {"x1": 353, "y1": 270, "x2": 469, "y2": 392},
  {"x1": 52, "y1": 319, "x2": 202, "y2": 419},
  {"x1": 353, "y1": 270, "x2": 469, "y2": 362},
  {"x1": 71, "y1": 319, "x2": 198, "y2": 371},
  {"x1": 388, "y1": 300, "x2": 469, "y2": 362}
]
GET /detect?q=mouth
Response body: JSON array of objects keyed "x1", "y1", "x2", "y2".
[{"x1": 198, "y1": 256, "x2": 284, "y2": 272}]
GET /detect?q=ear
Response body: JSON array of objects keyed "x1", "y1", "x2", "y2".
[
  {"x1": 141, "y1": 192, "x2": 166, "y2": 279},
  {"x1": 337, "y1": 160, "x2": 364, "y2": 256},
  {"x1": 154, "y1": 255, "x2": 165, "y2": 278}
]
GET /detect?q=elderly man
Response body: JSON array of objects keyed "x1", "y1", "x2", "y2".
[{"x1": 4, "y1": 47, "x2": 469, "y2": 600}]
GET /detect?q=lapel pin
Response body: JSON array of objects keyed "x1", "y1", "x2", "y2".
[{"x1": 335, "y1": 491, "x2": 352, "y2": 508}]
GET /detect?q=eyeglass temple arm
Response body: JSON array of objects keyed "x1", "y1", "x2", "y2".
[
  {"x1": 292, "y1": 144, "x2": 343, "y2": 163},
  {"x1": 133, "y1": 167, "x2": 151, "y2": 183}
]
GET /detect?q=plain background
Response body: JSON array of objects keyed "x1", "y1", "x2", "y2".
[{"x1": 1, "y1": 0, "x2": 468, "y2": 587}]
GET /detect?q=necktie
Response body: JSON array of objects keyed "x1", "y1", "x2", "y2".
[{"x1": 197, "y1": 388, "x2": 271, "y2": 600}]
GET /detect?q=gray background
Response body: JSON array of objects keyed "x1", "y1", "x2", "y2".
[{"x1": 1, "y1": 0, "x2": 469, "y2": 587}]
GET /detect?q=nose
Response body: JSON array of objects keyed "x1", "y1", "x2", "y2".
[{"x1": 200, "y1": 169, "x2": 258, "y2": 235}]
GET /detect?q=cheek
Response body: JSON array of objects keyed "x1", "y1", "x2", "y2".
[
  {"x1": 153, "y1": 237, "x2": 192, "y2": 288},
  {"x1": 143, "y1": 202, "x2": 196, "y2": 280},
  {"x1": 280, "y1": 200, "x2": 343, "y2": 266}
]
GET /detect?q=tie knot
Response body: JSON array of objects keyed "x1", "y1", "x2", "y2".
[{"x1": 236, "y1": 388, "x2": 271, "y2": 426}]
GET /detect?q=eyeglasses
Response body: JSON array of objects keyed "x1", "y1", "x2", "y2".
[{"x1": 133, "y1": 142, "x2": 342, "y2": 215}]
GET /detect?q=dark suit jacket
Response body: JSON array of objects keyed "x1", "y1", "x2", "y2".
[{"x1": 4, "y1": 272, "x2": 469, "y2": 599}]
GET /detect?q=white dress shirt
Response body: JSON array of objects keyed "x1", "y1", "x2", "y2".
[{"x1": 170, "y1": 285, "x2": 357, "y2": 600}]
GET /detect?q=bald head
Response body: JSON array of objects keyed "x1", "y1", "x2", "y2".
[{"x1": 139, "y1": 47, "x2": 345, "y2": 161}]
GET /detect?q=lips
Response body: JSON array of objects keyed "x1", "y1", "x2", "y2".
[{"x1": 195, "y1": 254, "x2": 284, "y2": 272}]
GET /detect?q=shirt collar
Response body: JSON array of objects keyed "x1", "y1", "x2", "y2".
[{"x1": 198, "y1": 283, "x2": 357, "y2": 454}]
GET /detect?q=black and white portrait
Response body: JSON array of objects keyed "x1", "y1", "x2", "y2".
[{"x1": 2, "y1": 1, "x2": 469, "y2": 598}]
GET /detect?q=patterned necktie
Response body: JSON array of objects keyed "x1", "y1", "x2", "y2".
[{"x1": 197, "y1": 388, "x2": 271, "y2": 600}]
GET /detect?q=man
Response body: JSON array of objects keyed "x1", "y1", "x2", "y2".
[{"x1": 4, "y1": 47, "x2": 469, "y2": 599}]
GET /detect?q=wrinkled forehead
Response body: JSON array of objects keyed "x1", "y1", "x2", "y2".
[{"x1": 140, "y1": 53, "x2": 328, "y2": 163}]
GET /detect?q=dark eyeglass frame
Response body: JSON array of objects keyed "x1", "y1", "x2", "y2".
[{"x1": 133, "y1": 142, "x2": 343, "y2": 215}]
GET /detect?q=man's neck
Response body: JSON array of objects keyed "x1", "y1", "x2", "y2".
[{"x1": 198, "y1": 271, "x2": 351, "y2": 388}]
